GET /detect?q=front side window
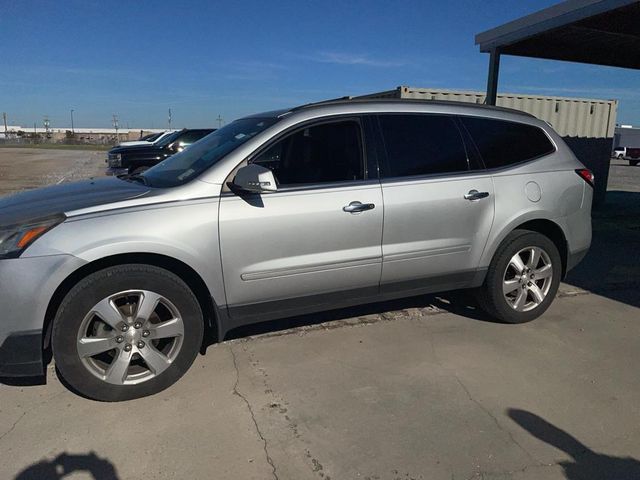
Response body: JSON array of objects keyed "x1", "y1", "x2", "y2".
[
  {"x1": 251, "y1": 120, "x2": 364, "y2": 186},
  {"x1": 378, "y1": 114, "x2": 470, "y2": 178},
  {"x1": 460, "y1": 117, "x2": 555, "y2": 169}
]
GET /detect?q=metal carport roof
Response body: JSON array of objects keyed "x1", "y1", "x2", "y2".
[{"x1": 476, "y1": 0, "x2": 640, "y2": 104}]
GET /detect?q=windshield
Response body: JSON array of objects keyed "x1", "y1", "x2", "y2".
[
  {"x1": 145, "y1": 132, "x2": 162, "y2": 142},
  {"x1": 141, "y1": 117, "x2": 279, "y2": 188},
  {"x1": 154, "y1": 130, "x2": 183, "y2": 148}
]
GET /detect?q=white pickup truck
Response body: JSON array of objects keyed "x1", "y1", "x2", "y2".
[
  {"x1": 613, "y1": 147, "x2": 626, "y2": 158},
  {"x1": 118, "y1": 131, "x2": 176, "y2": 147}
]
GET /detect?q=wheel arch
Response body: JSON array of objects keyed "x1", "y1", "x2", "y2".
[
  {"x1": 42, "y1": 253, "x2": 220, "y2": 356},
  {"x1": 514, "y1": 219, "x2": 568, "y2": 277},
  {"x1": 482, "y1": 216, "x2": 569, "y2": 279}
]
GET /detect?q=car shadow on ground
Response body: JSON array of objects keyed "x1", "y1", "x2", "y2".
[
  {"x1": 224, "y1": 289, "x2": 494, "y2": 341},
  {"x1": 13, "y1": 451, "x2": 119, "y2": 480},
  {"x1": 565, "y1": 190, "x2": 640, "y2": 308},
  {"x1": 508, "y1": 408, "x2": 640, "y2": 479}
]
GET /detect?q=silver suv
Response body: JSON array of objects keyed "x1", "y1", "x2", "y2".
[{"x1": 0, "y1": 100, "x2": 592, "y2": 401}]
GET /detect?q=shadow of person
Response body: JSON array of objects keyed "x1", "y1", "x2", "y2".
[
  {"x1": 14, "y1": 451, "x2": 119, "y2": 480},
  {"x1": 508, "y1": 408, "x2": 640, "y2": 480}
]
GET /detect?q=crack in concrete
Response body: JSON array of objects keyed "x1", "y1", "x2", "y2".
[
  {"x1": 0, "y1": 390, "x2": 65, "y2": 444},
  {"x1": 0, "y1": 411, "x2": 26, "y2": 442},
  {"x1": 229, "y1": 345, "x2": 279, "y2": 480},
  {"x1": 453, "y1": 376, "x2": 542, "y2": 466},
  {"x1": 423, "y1": 322, "x2": 543, "y2": 470}
]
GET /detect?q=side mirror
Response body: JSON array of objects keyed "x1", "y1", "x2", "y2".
[
  {"x1": 233, "y1": 164, "x2": 277, "y2": 193},
  {"x1": 169, "y1": 142, "x2": 184, "y2": 153}
]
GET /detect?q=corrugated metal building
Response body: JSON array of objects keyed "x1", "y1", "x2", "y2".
[
  {"x1": 358, "y1": 86, "x2": 618, "y2": 204},
  {"x1": 358, "y1": 86, "x2": 617, "y2": 138}
]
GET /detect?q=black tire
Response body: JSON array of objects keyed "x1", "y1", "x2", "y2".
[
  {"x1": 476, "y1": 230, "x2": 561, "y2": 324},
  {"x1": 52, "y1": 264, "x2": 203, "y2": 401},
  {"x1": 630, "y1": 160, "x2": 639, "y2": 166}
]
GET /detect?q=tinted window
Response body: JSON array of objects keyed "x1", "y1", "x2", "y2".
[
  {"x1": 461, "y1": 117, "x2": 555, "y2": 169},
  {"x1": 378, "y1": 114, "x2": 470, "y2": 177},
  {"x1": 178, "y1": 130, "x2": 212, "y2": 145},
  {"x1": 252, "y1": 120, "x2": 364, "y2": 186}
]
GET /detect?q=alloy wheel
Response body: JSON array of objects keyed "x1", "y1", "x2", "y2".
[
  {"x1": 502, "y1": 246, "x2": 553, "y2": 312},
  {"x1": 76, "y1": 290, "x2": 185, "y2": 385}
]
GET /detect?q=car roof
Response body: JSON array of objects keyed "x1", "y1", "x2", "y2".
[{"x1": 245, "y1": 98, "x2": 535, "y2": 122}]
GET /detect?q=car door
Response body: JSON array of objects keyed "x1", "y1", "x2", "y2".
[
  {"x1": 376, "y1": 113, "x2": 495, "y2": 295},
  {"x1": 218, "y1": 118, "x2": 383, "y2": 321}
]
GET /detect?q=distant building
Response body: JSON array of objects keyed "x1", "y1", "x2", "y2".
[
  {"x1": 0, "y1": 126, "x2": 167, "y2": 144},
  {"x1": 615, "y1": 125, "x2": 640, "y2": 148}
]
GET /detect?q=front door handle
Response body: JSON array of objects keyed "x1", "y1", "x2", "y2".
[
  {"x1": 464, "y1": 190, "x2": 490, "y2": 201},
  {"x1": 343, "y1": 201, "x2": 375, "y2": 213}
]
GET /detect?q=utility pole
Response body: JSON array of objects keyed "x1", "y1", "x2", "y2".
[
  {"x1": 168, "y1": 108, "x2": 172, "y2": 131},
  {"x1": 112, "y1": 114, "x2": 119, "y2": 143},
  {"x1": 216, "y1": 115, "x2": 224, "y2": 128},
  {"x1": 2, "y1": 112, "x2": 8, "y2": 138},
  {"x1": 43, "y1": 115, "x2": 51, "y2": 138},
  {"x1": 70, "y1": 109, "x2": 75, "y2": 134}
]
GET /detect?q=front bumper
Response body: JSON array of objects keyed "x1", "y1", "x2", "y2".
[
  {"x1": 567, "y1": 246, "x2": 589, "y2": 273},
  {"x1": 0, "y1": 330, "x2": 42, "y2": 376},
  {"x1": 0, "y1": 254, "x2": 86, "y2": 377}
]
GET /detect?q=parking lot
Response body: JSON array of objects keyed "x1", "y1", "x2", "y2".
[{"x1": 1, "y1": 148, "x2": 639, "y2": 480}]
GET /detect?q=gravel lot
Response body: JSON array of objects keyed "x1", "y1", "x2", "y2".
[
  {"x1": 0, "y1": 147, "x2": 106, "y2": 197},
  {"x1": 0, "y1": 148, "x2": 639, "y2": 480}
]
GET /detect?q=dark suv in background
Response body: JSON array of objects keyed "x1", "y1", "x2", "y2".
[{"x1": 107, "y1": 128, "x2": 215, "y2": 174}]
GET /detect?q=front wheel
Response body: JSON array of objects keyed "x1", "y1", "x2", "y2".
[
  {"x1": 476, "y1": 230, "x2": 561, "y2": 324},
  {"x1": 52, "y1": 265, "x2": 203, "y2": 401}
]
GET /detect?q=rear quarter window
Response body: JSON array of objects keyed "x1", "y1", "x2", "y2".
[{"x1": 461, "y1": 117, "x2": 555, "y2": 169}]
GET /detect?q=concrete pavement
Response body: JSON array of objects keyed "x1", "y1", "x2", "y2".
[{"x1": 1, "y1": 289, "x2": 639, "y2": 480}]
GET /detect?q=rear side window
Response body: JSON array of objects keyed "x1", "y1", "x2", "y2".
[
  {"x1": 378, "y1": 114, "x2": 471, "y2": 177},
  {"x1": 461, "y1": 117, "x2": 555, "y2": 169}
]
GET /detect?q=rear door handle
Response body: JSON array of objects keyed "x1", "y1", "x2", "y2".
[
  {"x1": 464, "y1": 190, "x2": 490, "y2": 201},
  {"x1": 343, "y1": 201, "x2": 375, "y2": 213}
]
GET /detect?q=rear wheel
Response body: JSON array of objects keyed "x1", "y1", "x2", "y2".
[
  {"x1": 476, "y1": 230, "x2": 561, "y2": 324},
  {"x1": 52, "y1": 265, "x2": 203, "y2": 401}
]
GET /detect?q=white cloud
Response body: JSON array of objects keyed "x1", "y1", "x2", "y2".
[{"x1": 312, "y1": 52, "x2": 407, "y2": 68}]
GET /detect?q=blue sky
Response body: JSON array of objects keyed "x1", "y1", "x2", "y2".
[{"x1": 1, "y1": 0, "x2": 638, "y2": 128}]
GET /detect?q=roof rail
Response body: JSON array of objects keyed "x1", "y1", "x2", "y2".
[{"x1": 291, "y1": 97, "x2": 535, "y2": 118}]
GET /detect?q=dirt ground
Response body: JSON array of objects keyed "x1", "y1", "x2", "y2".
[{"x1": 0, "y1": 147, "x2": 106, "y2": 197}]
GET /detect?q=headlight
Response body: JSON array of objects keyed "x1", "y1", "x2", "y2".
[
  {"x1": 108, "y1": 153, "x2": 122, "y2": 167},
  {"x1": 0, "y1": 215, "x2": 65, "y2": 259}
]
